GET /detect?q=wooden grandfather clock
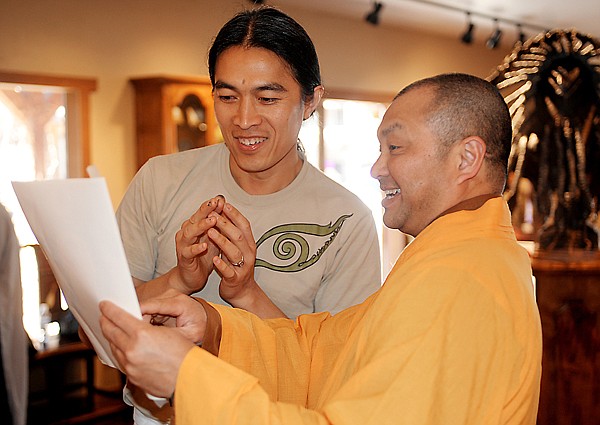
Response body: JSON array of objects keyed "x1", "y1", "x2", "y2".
[{"x1": 130, "y1": 75, "x2": 221, "y2": 169}]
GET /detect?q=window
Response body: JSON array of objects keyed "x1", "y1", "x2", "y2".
[
  {"x1": 0, "y1": 71, "x2": 96, "y2": 345},
  {"x1": 299, "y1": 91, "x2": 406, "y2": 278}
]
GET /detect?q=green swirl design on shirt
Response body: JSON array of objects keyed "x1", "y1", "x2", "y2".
[{"x1": 255, "y1": 214, "x2": 352, "y2": 272}]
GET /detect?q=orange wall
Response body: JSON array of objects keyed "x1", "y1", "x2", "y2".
[{"x1": 0, "y1": 0, "x2": 509, "y2": 207}]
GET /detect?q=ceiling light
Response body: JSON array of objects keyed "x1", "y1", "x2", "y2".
[
  {"x1": 460, "y1": 12, "x2": 475, "y2": 44},
  {"x1": 486, "y1": 19, "x2": 502, "y2": 49},
  {"x1": 365, "y1": 2, "x2": 384, "y2": 26}
]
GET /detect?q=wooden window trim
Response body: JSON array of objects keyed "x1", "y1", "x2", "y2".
[{"x1": 0, "y1": 70, "x2": 97, "y2": 177}]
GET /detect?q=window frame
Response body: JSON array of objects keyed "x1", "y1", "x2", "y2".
[
  {"x1": 0, "y1": 70, "x2": 97, "y2": 177},
  {"x1": 315, "y1": 88, "x2": 394, "y2": 171}
]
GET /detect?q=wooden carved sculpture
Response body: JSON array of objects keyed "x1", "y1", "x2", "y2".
[{"x1": 490, "y1": 29, "x2": 600, "y2": 250}]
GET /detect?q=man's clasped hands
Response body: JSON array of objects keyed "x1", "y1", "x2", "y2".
[{"x1": 99, "y1": 195, "x2": 256, "y2": 398}]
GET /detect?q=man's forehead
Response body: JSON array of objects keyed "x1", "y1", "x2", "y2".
[
  {"x1": 378, "y1": 98, "x2": 409, "y2": 140},
  {"x1": 379, "y1": 87, "x2": 435, "y2": 137}
]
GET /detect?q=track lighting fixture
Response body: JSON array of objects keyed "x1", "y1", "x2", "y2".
[
  {"x1": 360, "y1": 0, "x2": 545, "y2": 47},
  {"x1": 460, "y1": 12, "x2": 475, "y2": 44},
  {"x1": 365, "y1": 2, "x2": 384, "y2": 26},
  {"x1": 486, "y1": 19, "x2": 502, "y2": 49}
]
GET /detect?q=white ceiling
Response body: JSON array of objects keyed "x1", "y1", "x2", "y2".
[{"x1": 276, "y1": 0, "x2": 600, "y2": 49}]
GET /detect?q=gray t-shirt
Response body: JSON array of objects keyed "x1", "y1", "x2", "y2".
[{"x1": 116, "y1": 143, "x2": 381, "y2": 318}]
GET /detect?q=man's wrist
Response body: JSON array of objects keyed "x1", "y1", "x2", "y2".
[
  {"x1": 224, "y1": 279, "x2": 259, "y2": 310},
  {"x1": 192, "y1": 298, "x2": 222, "y2": 356},
  {"x1": 166, "y1": 267, "x2": 191, "y2": 294},
  {"x1": 226, "y1": 281, "x2": 286, "y2": 319}
]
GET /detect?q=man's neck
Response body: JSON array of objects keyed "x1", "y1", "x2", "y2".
[
  {"x1": 229, "y1": 156, "x2": 303, "y2": 195},
  {"x1": 438, "y1": 193, "x2": 499, "y2": 218}
]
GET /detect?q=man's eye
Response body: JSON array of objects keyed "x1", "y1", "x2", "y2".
[
  {"x1": 389, "y1": 145, "x2": 400, "y2": 151},
  {"x1": 218, "y1": 95, "x2": 236, "y2": 102},
  {"x1": 259, "y1": 97, "x2": 278, "y2": 104}
]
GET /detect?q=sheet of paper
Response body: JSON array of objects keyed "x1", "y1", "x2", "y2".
[{"x1": 12, "y1": 178, "x2": 141, "y2": 369}]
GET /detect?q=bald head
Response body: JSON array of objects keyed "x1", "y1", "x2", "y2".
[{"x1": 396, "y1": 73, "x2": 512, "y2": 192}]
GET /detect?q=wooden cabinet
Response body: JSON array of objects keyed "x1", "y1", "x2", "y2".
[
  {"x1": 28, "y1": 341, "x2": 129, "y2": 424},
  {"x1": 130, "y1": 75, "x2": 220, "y2": 169},
  {"x1": 533, "y1": 251, "x2": 600, "y2": 425}
]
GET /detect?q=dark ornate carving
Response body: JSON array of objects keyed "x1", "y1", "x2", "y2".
[{"x1": 490, "y1": 30, "x2": 600, "y2": 250}]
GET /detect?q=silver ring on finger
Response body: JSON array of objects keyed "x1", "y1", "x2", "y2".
[{"x1": 231, "y1": 255, "x2": 245, "y2": 267}]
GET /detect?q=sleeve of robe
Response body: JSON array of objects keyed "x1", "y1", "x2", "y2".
[{"x1": 173, "y1": 259, "x2": 540, "y2": 425}]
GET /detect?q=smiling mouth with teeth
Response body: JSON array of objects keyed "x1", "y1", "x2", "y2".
[
  {"x1": 239, "y1": 138, "x2": 266, "y2": 146},
  {"x1": 384, "y1": 189, "x2": 401, "y2": 199}
]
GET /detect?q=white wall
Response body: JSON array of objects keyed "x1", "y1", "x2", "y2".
[{"x1": 0, "y1": 0, "x2": 509, "y2": 206}]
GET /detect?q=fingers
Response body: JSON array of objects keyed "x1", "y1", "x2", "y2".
[
  {"x1": 176, "y1": 196, "x2": 227, "y2": 262},
  {"x1": 207, "y1": 203, "x2": 255, "y2": 257},
  {"x1": 188, "y1": 196, "x2": 225, "y2": 225},
  {"x1": 179, "y1": 196, "x2": 225, "y2": 245},
  {"x1": 99, "y1": 301, "x2": 138, "y2": 363},
  {"x1": 99, "y1": 301, "x2": 196, "y2": 397},
  {"x1": 141, "y1": 295, "x2": 207, "y2": 344},
  {"x1": 140, "y1": 293, "x2": 190, "y2": 318},
  {"x1": 220, "y1": 203, "x2": 256, "y2": 250},
  {"x1": 175, "y1": 218, "x2": 216, "y2": 268},
  {"x1": 207, "y1": 226, "x2": 241, "y2": 263},
  {"x1": 99, "y1": 300, "x2": 135, "y2": 336},
  {"x1": 177, "y1": 216, "x2": 215, "y2": 252},
  {"x1": 176, "y1": 199, "x2": 254, "y2": 279},
  {"x1": 212, "y1": 254, "x2": 238, "y2": 280}
]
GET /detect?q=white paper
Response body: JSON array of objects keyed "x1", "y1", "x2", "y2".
[{"x1": 12, "y1": 178, "x2": 141, "y2": 369}]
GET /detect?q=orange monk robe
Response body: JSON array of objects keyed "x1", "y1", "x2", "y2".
[{"x1": 175, "y1": 197, "x2": 542, "y2": 425}]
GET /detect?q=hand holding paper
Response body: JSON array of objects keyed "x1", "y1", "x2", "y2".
[{"x1": 13, "y1": 178, "x2": 141, "y2": 369}]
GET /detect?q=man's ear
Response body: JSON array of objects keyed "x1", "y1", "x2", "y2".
[
  {"x1": 457, "y1": 136, "x2": 486, "y2": 183},
  {"x1": 303, "y1": 85, "x2": 324, "y2": 120}
]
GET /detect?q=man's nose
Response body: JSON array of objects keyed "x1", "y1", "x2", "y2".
[
  {"x1": 233, "y1": 99, "x2": 261, "y2": 129},
  {"x1": 370, "y1": 153, "x2": 388, "y2": 181}
]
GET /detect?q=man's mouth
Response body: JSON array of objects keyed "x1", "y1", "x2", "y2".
[
  {"x1": 384, "y1": 188, "x2": 401, "y2": 199},
  {"x1": 238, "y1": 137, "x2": 266, "y2": 147}
]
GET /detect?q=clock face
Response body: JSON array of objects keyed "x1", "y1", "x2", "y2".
[{"x1": 174, "y1": 93, "x2": 207, "y2": 152}]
